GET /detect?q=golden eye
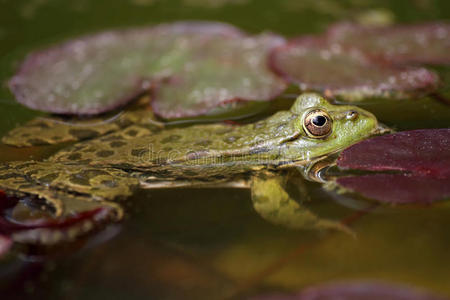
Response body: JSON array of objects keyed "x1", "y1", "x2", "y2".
[{"x1": 303, "y1": 109, "x2": 332, "y2": 138}]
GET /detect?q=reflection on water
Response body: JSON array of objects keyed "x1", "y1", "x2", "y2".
[{"x1": 3, "y1": 186, "x2": 450, "y2": 299}]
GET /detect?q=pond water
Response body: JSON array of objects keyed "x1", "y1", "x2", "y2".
[{"x1": 0, "y1": 0, "x2": 450, "y2": 299}]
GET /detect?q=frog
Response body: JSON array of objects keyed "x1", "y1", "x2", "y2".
[{"x1": 0, "y1": 93, "x2": 380, "y2": 243}]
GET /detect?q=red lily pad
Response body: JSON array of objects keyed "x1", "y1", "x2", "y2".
[
  {"x1": 327, "y1": 22, "x2": 450, "y2": 66},
  {"x1": 9, "y1": 21, "x2": 287, "y2": 119},
  {"x1": 269, "y1": 36, "x2": 439, "y2": 100},
  {"x1": 335, "y1": 129, "x2": 450, "y2": 204},
  {"x1": 252, "y1": 281, "x2": 448, "y2": 300}
]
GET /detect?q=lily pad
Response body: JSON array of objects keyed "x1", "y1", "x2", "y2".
[
  {"x1": 253, "y1": 281, "x2": 449, "y2": 300},
  {"x1": 9, "y1": 21, "x2": 287, "y2": 119},
  {"x1": 269, "y1": 36, "x2": 439, "y2": 101},
  {"x1": 335, "y1": 129, "x2": 450, "y2": 204},
  {"x1": 327, "y1": 22, "x2": 450, "y2": 65}
]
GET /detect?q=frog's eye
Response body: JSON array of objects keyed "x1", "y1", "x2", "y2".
[{"x1": 303, "y1": 109, "x2": 332, "y2": 138}]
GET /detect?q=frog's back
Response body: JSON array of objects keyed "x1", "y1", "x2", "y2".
[{"x1": 50, "y1": 111, "x2": 300, "y2": 175}]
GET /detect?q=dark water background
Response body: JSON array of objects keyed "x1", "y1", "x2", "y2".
[{"x1": 0, "y1": 0, "x2": 450, "y2": 299}]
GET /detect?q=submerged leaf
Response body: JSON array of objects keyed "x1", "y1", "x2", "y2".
[
  {"x1": 9, "y1": 21, "x2": 286, "y2": 118},
  {"x1": 328, "y1": 22, "x2": 450, "y2": 65},
  {"x1": 252, "y1": 281, "x2": 449, "y2": 300},
  {"x1": 269, "y1": 36, "x2": 439, "y2": 100},
  {"x1": 335, "y1": 129, "x2": 450, "y2": 204}
]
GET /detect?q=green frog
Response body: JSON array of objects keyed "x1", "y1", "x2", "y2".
[{"x1": 0, "y1": 93, "x2": 380, "y2": 243}]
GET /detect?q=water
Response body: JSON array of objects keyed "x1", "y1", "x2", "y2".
[{"x1": 1, "y1": 0, "x2": 450, "y2": 299}]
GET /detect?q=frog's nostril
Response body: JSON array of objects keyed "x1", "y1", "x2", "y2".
[{"x1": 346, "y1": 110, "x2": 358, "y2": 120}]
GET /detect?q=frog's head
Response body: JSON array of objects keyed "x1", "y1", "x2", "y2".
[{"x1": 285, "y1": 93, "x2": 379, "y2": 161}]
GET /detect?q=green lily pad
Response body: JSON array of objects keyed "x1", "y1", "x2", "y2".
[{"x1": 9, "y1": 22, "x2": 287, "y2": 119}]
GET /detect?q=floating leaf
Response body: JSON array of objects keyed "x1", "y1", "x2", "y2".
[
  {"x1": 269, "y1": 36, "x2": 439, "y2": 101},
  {"x1": 327, "y1": 22, "x2": 450, "y2": 65},
  {"x1": 152, "y1": 32, "x2": 286, "y2": 118},
  {"x1": 9, "y1": 22, "x2": 286, "y2": 118},
  {"x1": 335, "y1": 129, "x2": 450, "y2": 204},
  {"x1": 252, "y1": 281, "x2": 449, "y2": 300}
]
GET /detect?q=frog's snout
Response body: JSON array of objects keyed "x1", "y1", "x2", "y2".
[{"x1": 334, "y1": 107, "x2": 379, "y2": 134}]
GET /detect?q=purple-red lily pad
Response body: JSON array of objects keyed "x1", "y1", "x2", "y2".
[
  {"x1": 335, "y1": 129, "x2": 450, "y2": 204},
  {"x1": 269, "y1": 36, "x2": 439, "y2": 101},
  {"x1": 9, "y1": 21, "x2": 287, "y2": 119},
  {"x1": 252, "y1": 281, "x2": 448, "y2": 300},
  {"x1": 327, "y1": 22, "x2": 450, "y2": 66}
]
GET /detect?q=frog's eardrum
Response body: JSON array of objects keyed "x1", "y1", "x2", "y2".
[{"x1": 9, "y1": 21, "x2": 287, "y2": 119}]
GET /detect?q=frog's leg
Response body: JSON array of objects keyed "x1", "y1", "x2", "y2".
[
  {"x1": 0, "y1": 162, "x2": 132, "y2": 245},
  {"x1": 2, "y1": 96, "x2": 163, "y2": 147},
  {"x1": 0, "y1": 161, "x2": 139, "y2": 219},
  {"x1": 250, "y1": 171, "x2": 351, "y2": 233}
]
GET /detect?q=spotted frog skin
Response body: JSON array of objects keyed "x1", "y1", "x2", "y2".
[{"x1": 0, "y1": 93, "x2": 380, "y2": 240}]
